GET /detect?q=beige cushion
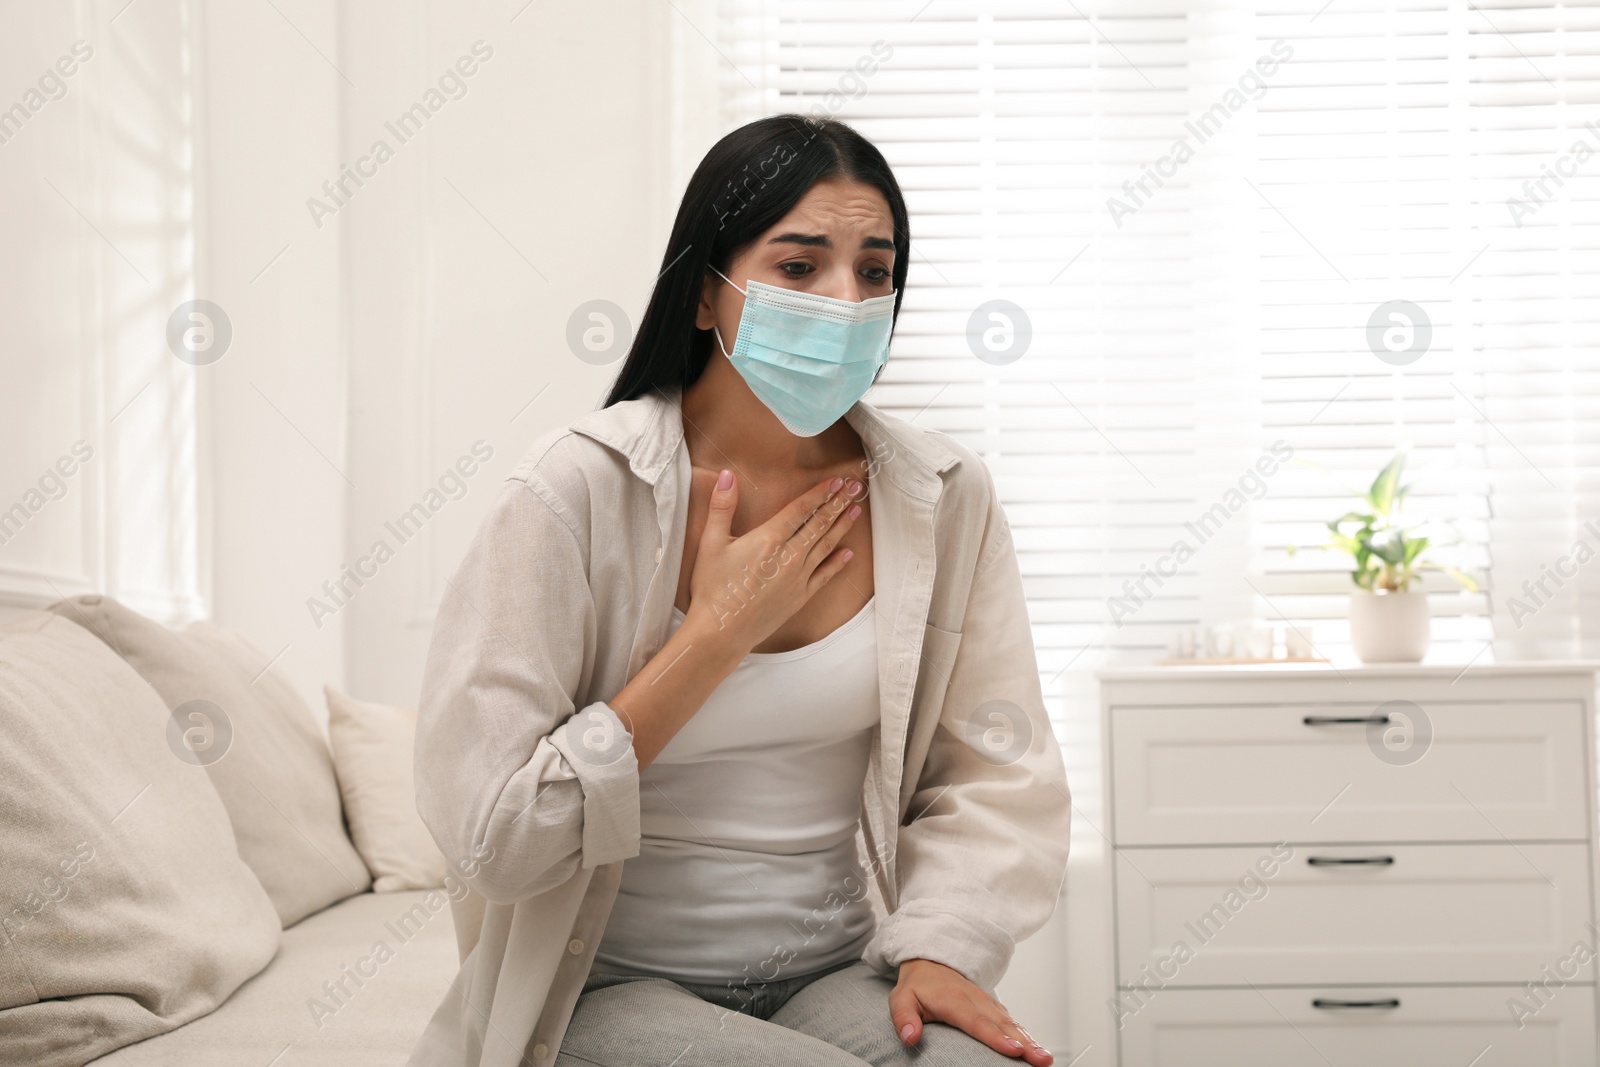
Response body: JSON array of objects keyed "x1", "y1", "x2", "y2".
[
  {"x1": 0, "y1": 611, "x2": 282, "y2": 1067},
  {"x1": 324, "y1": 686, "x2": 447, "y2": 892},
  {"x1": 46, "y1": 595, "x2": 372, "y2": 926},
  {"x1": 81, "y1": 889, "x2": 459, "y2": 1067}
]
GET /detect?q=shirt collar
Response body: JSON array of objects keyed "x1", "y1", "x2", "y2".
[{"x1": 568, "y1": 384, "x2": 961, "y2": 504}]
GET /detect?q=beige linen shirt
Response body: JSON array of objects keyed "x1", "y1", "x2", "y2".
[{"x1": 406, "y1": 384, "x2": 1071, "y2": 1067}]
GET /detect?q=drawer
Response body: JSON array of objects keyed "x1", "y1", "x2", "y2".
[
  {"x1": 1108, "y1": 701, "x2": 1590, "y2": 845},
  {"x1": 1115, "y1": 843, "x2": 1596, "y2": 986},
  {"x1": 1117, "y1": 986, "x2": 1597, "y2": 1067}
]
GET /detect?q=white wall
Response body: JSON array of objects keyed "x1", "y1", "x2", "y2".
[
  {"x1": 0, "y1": 0, "x2": 685, "y2": 729},
  {"x1": 0, "y1": 0, "x2": 205, "y2": 626},
  {"x1": 199, "y1": 0, "x2": 347, "y2": 722},
  {"x1": 0, "y1": 0, "x2": 347, "y2": 723},
  {"x1": 338, "y1": 0, "x2": 690, "y2": 710}
]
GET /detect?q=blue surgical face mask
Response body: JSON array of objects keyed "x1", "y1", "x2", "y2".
[{"x1": 709, "y1": 265, "x2": 896, "y2": 438}]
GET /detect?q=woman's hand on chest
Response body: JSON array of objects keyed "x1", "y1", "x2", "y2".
[{"x1": 675, "y1": 466, "x2": 871, "y2": 657}]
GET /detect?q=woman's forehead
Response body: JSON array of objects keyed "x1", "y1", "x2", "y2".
[{"x1": 772, "y1": 179, "x2": 892, "y2": 233}]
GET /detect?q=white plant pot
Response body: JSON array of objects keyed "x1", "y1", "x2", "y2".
[{"x1": 1349, "y1": 589, "x2": 1430, "y2": 663}]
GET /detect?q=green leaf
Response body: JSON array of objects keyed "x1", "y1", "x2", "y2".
[
  {"x1": 1364, "y1": 530, "x2": 1408, "y2": 566},
  {"x1": 1326, "y1": 510, "x2": 1374, "y2": 533},
  {"x1": 1367, "y1": 452, "x2": 1406, "y2": 515},
  {"x1": 1326, "y1": 533, "x2": 1362, "y2": 557},
  {"x1": 1403, "y1": 536, "x2": 1430, "y2": 565}
]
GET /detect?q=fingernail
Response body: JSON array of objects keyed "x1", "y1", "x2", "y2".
[
  {"x1": 899, "y1": 1023, "x2": 915, "y2": 1040},
  {"x1": 848, "y1": 504, "x2": 861, "y2": 519},
  {"x1": 841, "y1": 549, "x2": 854, "y2": 562},
  {"x1": 717, "y1": 469, "x2": 732, "y2": 490},
  {"x1": 830, "y1": 476, "x2": 843, "y2": 492},
  {"x1": 1006, "y1": 1038, "x2": 1024, "y2": 1049}
]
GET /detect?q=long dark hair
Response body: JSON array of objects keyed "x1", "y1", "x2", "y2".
[{"x1": 601, "y1": 114, "x2": 911, "y2": 408}]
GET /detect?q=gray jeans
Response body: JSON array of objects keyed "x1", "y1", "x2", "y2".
[{"x1": 555, "y1": 958, "x2": 1023, "y2": 1066}]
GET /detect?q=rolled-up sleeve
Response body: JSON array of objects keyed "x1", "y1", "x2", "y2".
[
  {"x1": 413, "y1": 475, "x2": 641, "y2": 906},
  {"x1": 863, "y1": 465, "x2": 1072, "y2": 993}
]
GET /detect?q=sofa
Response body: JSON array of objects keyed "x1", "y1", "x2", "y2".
[{"x1": 0, "y1": 596, "x2": 462, "y2": 1067}]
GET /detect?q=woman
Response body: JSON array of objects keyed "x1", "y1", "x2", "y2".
[{"x1": 407, "y1": 114, "x2": 1071, "y2": 1067}]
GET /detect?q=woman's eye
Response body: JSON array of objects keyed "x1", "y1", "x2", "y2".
[
  {"x1": 862, "y1": 267, "x2": 890, "y2": 283},
  {"x1": 779, "y1": 262, "x2": 812, "y2": 278}
]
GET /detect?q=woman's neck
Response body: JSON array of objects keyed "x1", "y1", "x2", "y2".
[{"x1": 677, "y1": 355, "x2": 864, "y2": 477}]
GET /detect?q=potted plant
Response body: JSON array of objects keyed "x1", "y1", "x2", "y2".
[{"x1": 1290, "y1": 449, "x2": 1478, "y2": 663}]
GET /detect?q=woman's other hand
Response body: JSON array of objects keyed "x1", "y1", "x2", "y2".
[
  {"x1": 889, "y1": 957, "x2": 1053, "y2": 1065},
  {"x1": 684, "y1": 468, "x2": 862, "y2": 655}
]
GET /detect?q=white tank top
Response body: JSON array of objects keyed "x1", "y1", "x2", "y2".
[{"x1": 590, "y1": 594, "x2": 881, "y2": 983}]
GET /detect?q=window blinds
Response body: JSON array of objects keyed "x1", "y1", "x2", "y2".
[{"x1": 715, "y1": 1, "x2": 1600, "y2": 726}]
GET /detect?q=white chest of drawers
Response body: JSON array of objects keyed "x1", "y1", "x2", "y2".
[{"x1": 1098, "y1": 663, "x2": 1600, "y2": 1067}]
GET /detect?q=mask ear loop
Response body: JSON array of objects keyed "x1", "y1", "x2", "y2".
[
  {"x1": 709, "y1": 264, "x2": 748, "y2": 296},
  {"x1": 708, "y1": 264, "x2": 746, "y2": 359}
]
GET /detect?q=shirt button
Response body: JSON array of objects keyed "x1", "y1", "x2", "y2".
[
  {"x1": 532, "y1": 1043, "x2": 548, "y2": 1058},
  {"x1": 567, "y1": 938, "x2": 584, "y2": 954}
]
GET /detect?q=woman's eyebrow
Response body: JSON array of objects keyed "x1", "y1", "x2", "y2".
[{"x1": 768, "y1": 232, "x2": 897, "y2": 251}]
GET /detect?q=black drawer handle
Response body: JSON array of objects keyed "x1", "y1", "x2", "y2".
[
  {"x1": 1307, "y1": 856, "x2": 1395, "y2": 866},
  {"x1": 1313, "y1": 998, "x2": 1401, "y2": 1010},
  {"x1": 1303, "y1": 715, "x2": 1391, "y2": 725}
]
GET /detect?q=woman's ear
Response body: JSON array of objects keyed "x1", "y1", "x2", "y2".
[{"x1": 695, "y1": 272, "x2": 720, "y2": 331}]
